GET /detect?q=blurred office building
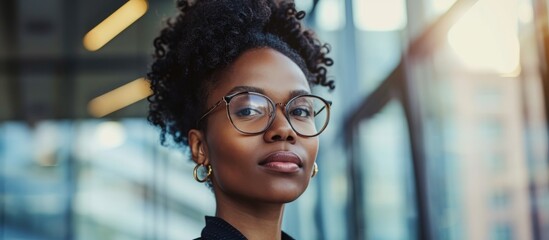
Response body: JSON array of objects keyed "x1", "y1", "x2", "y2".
[{"x1": 1, "y1": 0, "x2": 548, "y2": 239}]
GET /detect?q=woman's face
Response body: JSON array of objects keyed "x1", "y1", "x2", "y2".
[{"x1": 196, "y1": 48, "x2": 318, "y2": 204}]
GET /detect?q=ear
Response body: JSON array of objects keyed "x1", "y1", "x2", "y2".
[{"x1": 188, "y1": 129, "x2": 209, "y2": 165}]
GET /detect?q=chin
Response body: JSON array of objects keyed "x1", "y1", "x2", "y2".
[
  {"x1": 261, "y1": 183, "x2": 309, "y2": 203},
  {"x1": 214, "y1": 174, "x2": 311, "y2": 204}
]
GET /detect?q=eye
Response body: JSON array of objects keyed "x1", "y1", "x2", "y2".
[
  {"x1": 290, "y1": 107, "x2": 311, "y2": 117},
  {"x1": 235, "y1": 107, "x2": 263, "y2": 117}
]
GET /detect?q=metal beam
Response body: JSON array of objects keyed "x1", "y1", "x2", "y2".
[{"x1": 529, "y1": 1, "x2": 549, "y2": 239}]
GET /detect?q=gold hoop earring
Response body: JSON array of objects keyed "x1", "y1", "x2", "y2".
[
  {"x1": 193, "y1": 164, "x2": 212, "y2": 183},
  {"x1": 312, "y1": 162, "x2": 318, "y2": 178}
]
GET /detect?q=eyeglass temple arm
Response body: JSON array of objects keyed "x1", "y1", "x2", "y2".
[
  {"x1": 196, "y1": 99, "x2": 224, "y2": 125},
  {"x1": 314, "y1": 101, "x2": 332, "y2": 117}
]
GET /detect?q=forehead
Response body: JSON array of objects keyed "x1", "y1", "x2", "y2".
[{"x1": 209, "y1": 48, "x2": 310, "y2": 103}]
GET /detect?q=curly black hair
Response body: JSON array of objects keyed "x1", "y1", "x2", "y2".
[{"x1": 147, "y1": 0, "x2": 334, "y2": 148}]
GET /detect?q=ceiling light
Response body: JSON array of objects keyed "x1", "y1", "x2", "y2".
[
  {"x1": 83, "y1": 0, "x2": 148, "y2": 51},
  {"x1": 88, "y1": 77, "x2": 151, "y2": 118}
]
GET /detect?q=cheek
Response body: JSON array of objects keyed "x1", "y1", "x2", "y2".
[
  {"x1": 304, "y1": 138, "x2": 319, "y2": 180},
  {"x1": 305, "y1": 137, "x2": 319, "y2": 159},
  {"x1": 207, "y1": 135, "x2": 268, "y2": 198},
  {"x1": 209, "y1": 135, "x2": 252, "y2": 164},
  {"x1": 303, "y1": 137, "x2": 319, "y2": 163},
  {"x1": 204, "y1": 120, "x2": 253, "y2": 182}
]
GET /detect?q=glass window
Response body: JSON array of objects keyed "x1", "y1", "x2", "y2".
[
  {"x1": 490, "y1": 222, "x2": 513, "y2": 240},
  {"x1": 478, "y1": 119, "x2": 504, "y2": 141},
  {"x1": 357, "y1": 100, "x2": 417, "y2": 240},
  {"x1": 353, "y1": 0, "x2": 407, "y2": 31},
  {"x1": 315, "y1": 0, "x2": 346, "y2": 31},
  {"x1": 407, "y1": 0, "x2": 546, "y2": 239},
  {"x1": 355, "y1": 30, "x2": 403, "y2": 95},
  {"x1": 424, "y1": 0, "x2": 457, "y2": 20},
  {"x1": 1, "y1": 122, "x2": 72, "y2": 239},
  {"x1": 0, "y1": 120, "x2": 216, "y2": 239},
  {"x1": 475, "y1": 85, "x2": 503, "y2": 112},
  {"x1": 484, "y1": 151, "x2": 507, "y2": 174},
  {"x1": 490, "y1": 190, "x2": 511, "y2": 210}
]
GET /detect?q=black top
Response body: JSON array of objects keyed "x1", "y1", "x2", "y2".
[{"x1": 194, "y1": 216, "x2": 295, "y2": 240}]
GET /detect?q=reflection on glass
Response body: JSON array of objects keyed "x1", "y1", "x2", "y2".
[{"x1": 447, "y1": 0, "x2": 520, "y2": 75}]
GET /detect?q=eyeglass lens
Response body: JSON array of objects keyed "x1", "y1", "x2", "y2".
[{"x1": 227, "y1": 93, "x2": 329, "y2": 136}]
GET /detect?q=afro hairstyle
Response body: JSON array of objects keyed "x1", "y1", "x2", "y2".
[{"x1": 147, "y1": 0, "x2": 334, "y2": 148}]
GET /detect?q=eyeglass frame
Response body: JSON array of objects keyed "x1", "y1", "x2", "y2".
[{"x1": 196, "y1": 91, "x2": 332, "y2": 137}]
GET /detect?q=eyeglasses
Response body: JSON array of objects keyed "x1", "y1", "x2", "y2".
[{"x1": 197, "y1": 92, "x2": 332, "y2": 137}]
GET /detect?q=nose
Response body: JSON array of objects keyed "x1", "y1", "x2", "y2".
[{"x1": 263, "y1": 105, "x2": 297, "y2": 143}]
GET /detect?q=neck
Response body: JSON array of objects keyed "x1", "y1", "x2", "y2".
[{"x1": 215, "y1": 194, "x2": 285, "y2": 240}]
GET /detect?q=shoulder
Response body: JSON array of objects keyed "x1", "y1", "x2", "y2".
[
  {"x1": 198, "y1": 216, "x2": 296, "y2": 240},
  {"x1": 199, "y1": 216, "x2": 247, "y2": 240},
  {"x1": 281, "y1": 231, "x2": 295, "y2": 240}
]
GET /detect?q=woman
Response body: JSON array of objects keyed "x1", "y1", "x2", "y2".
[{"x1": 147, "y1": 0, "x2": 334, "y2": 239}]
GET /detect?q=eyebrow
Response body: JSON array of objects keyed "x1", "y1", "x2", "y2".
[
  {"x1": 289, "y1": 89, "x2": 311, "y2": 98},
  {"x1": 227, "y1": 86, "x2": 265, "y2": 95},
  {"x1": 226, "y1": 86, "x2": 311, "y2": 99}
]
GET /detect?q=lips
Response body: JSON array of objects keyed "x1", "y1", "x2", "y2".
[{"x1": 259, "y1": 151, "x2": 303, "y2": 173}]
